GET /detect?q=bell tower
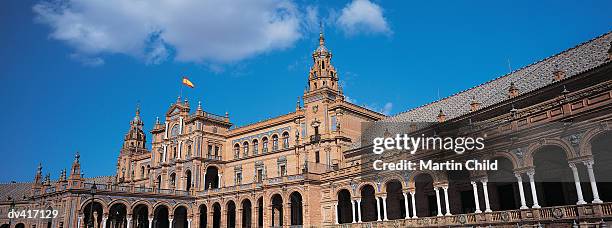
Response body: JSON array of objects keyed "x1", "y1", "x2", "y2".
[
  {"x1": 117, "y1": 105, "x2": 147, "y2": 183},
  {"x1": 303, "y1": 29, "x2": 343, "y2": 104}
]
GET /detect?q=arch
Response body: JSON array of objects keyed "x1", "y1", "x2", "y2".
[
  {"x1": 0, "y1": 224, "x2": 9, "y2": 228},
  {"x1": 579, "y1": 125, "x2": 612, "y2": 156},
  {"x1": 108, "y1": 199, "x2": 131, "y2": 214},
  {"x1": 107, "y1": 202, "x2": 128, "y2": 228},
  {"x1": 234, "y1": 143, "x2": 240, "y2": 158},
  {"x1": 212, "y1": 202, "x2": 221, "y2": 228},
  {"x1": 185, "y1": 169, "x2": 192, "y2": 191},
  {"x1": 152, "y1": 201, "x2": 172, "y2": 213},
  {"x1": 532, "y1": 144, "x2": 575, "y2": 207},
  {"x1": 356, "y1": 182, "x2": 379, "y2": 197},
  {"x1": 271, "y1": 194, "x2": 283, "y2": 227},
  {"x1": 486, "y1": 156, "x2": 520, "y2": 211},
  {"x1": 79, "y1": 198, "x2": 108, "y2": 213},
  {"x1": 271, "y1": 134, "x2": 279, "y2": 151},
  {"x1": 407, "y1": 170, "x2": 439, "y2": 189},
  {"x1": 524, "y1": 138, "x2": 576, "y2": 167},
  {"x1": 262, "y1": 137, "x2": 269, "y2": 153},
  {"x1": 243, "y1": 141, "x2": 249, "y2": 157},
  {"x1": 413, "y1": 172, "x2": 436, "y2": 217},
  {"x1": 226, "y1": 200, "x2": 236, "y2": 228},
  {"x1": 14, "y1": 224, "x2": 25, "y2": 228},
  {"x1": 385, "y1": 179, "x2": 406, "y2": 220},
  {"x1": 153, "y1": 204, "x2": 170, "y2": 228},
  {"x1": 588, "y1": 129, "x2": 612, "y2": 202},
  {"x1": 170, "y1": 172, "x2": 177, "y2": 189},
  {"x1": 380, "y1": 177, "x2": 405, "y2": 193},
  {"x1": 337, "y1": 189, "x2": 353, "y2": 224},
  {"x1": 173, "y1": 206, "x2": 188, "y2": 228},
  {"x1": 199, "y1": 204, "x2": 208, "y2": 228},
  {"x1": 172, "y1": 203, "x2": 191, "y2": 217},
  {"x1": 289, "y1": 191, "x2": 303, "y2": 225},
  {"x1": 252, "y1": 139, "x2": 259, "y2": 155},
  {"x1": 482, "y1": 151, "x2": 521, "y2": 171},
  {"x1": 82, "y1": 200, "x2": 105, "y2": 228},
  {"x1": 282, "y1": 131, "x2": 290, "y2": 149},
  {"x1": 241, "y1": 199, "x2": 252, "y2": 228},
  {"x1": 132, "y1": 204, "x2": 150, "y2": 228},
  {"x1": 204, "y1": 166, "x2": 220, "y2": 189}
]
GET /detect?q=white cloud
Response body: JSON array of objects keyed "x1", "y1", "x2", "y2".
[
  {"x1": 33, "y1": 0, "x2": 304, "y2": 65},
  {"x1": 337, "y1": 0, "x2": 391, "y2": 36}
]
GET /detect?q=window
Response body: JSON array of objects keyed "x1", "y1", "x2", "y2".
[
  {"x1": 215, "y1": 146, "x2": 220, "y2": 156},
  {"x1": 235, "y1": 172, "x2": 242, "y2": 185},
  {"x1": 301, "y1": 123, "x2": 306, "y2": 138},
  {"x1": 170, "y1": 124, "x2": 180, "y2": 137},
  {"x1": 243, "y1": 142, "x2": 249, "y2": 157},
  {"x1": 208, "y1": 145, "x2": 213, "y2": 155},
  {"x1": 252, "y1": 139, "x2": 259, "y2": 155},
  {"x1": 187, "y1": 145, "x2": 192, "y2": 157},
  {"x1": 234, "y1": 144, "x2": 240, "y2": 159},
  {"x1": 140, "y1": 166, "x2": 145, "y2": 178},
  {"x1": 170, "y1": 173, "x2": 176, "y2": 188},
  {"x1": 262, "y1": 137, "x2": 269, "y2": 153},
  {"x1": 173, "y1": 147, "x2": 177, "y2": 159},
  {"x1": 279, "y1": 165, "x2": 286, "y2": 177},
  {"x1": 257, "y1": 169, "x2": 263, "y2": 182},
  {"x1": 315, "y1": 151, "x2": 320, "y2": 163},
  {"x1": 272, "y1": 135, "x2": 279, "y2": 151},
  {"x1": 331, "y1": 116, "x2": 337, "y2": 131},
  {"x1": 282, "y1": 132, "x2": 289, "y2": 149}
]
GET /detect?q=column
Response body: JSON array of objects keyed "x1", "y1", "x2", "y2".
[
  {"x1": 584, "y1": 160, "x2": 603, "y2": 203},
  {"x1": 169, "y1": 218, "x2": 173, "y2": 228},
  {"x1": 334, "y1": 203, "x2": 339, "y2": 224},
  {"x1": 434, "y1": 187, "x2": 443, "y2": 216},
  {"x1": 78, "y1": 216, "x2": 82, "y2": 228},
  {"x1": 481, "y1": 178, "x2": 492, "y2": 212},
  {"x1": 375, "y1": 197, "x2": 381, "y2": 221},
  {"x1": 410, "y1": 191, "x2": 417, "y2": 219},
  {"x1": 402, "y1": 192, "x2": 410, "y2": 219},
  {"x1": 148, "y1": 217, "x2": 153, "y2": 228},
  {"x1": 526, "y1": 171, "x2": 541, "y2": 208},
  {"x1": 126, "y1": 218, "x2": 132, "y2": 228},
  {"x1": 381, "y1": 196, "x2": 388, "y2": 221},
  {"x1": 218, "y1": 174, "x2": 222, "y2": 188},
  {"x1": 102, "y1": 216, "x2": 108, "y2": 228},
  {"x1": 252, "y1": 202, "x2": 258, "y2": 228},
  {"x1": 569, "y1": 163, "x2": 587, "y2": 205},
  {"x1": 351, "y1": 200, "x2": 356, "y2": 223},
  {"x1": 515, "y1": 173, "x2": 528, "y2": 209},
  {"x1": 236, "y1": 208, "x2": 242, "y2": 228},
  {"x1": 356, "y1": 199, "x2": 362, "y2": 223},
  {"x1": 443, "y1": 186, "x2": 451, "y2": 216},
  {"x1": 470, "y1": 181, "x2": 482, "y2": 213}
]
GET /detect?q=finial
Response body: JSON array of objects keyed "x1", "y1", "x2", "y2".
[
  {"x1": 225, "y1": 112, "x2": 229, "y2": 118},
  {"x1": 177, "y1": 96, "x2": 182, "y2": 103},
  {"x1": 74, "y1": 151, "x2": 80, "y2": 162},
  {"x1": 37, "y1": 163, "x2": 42, "y2": 172},
  {"x1": 135, "y1": 102, "x2": 141, "y2": 116},
  {"x1": 319, "y1": 21, "x2": 325, "y2": 46},
  {"x1": 156, "y1": 116, "x2": 160, "y2": 124},
  {"x1": 296, "y1": 97, "x2": 300, "y2": 110},
  {"x1": 198, "y1": 101, "x2": 202, "y2": 110}
]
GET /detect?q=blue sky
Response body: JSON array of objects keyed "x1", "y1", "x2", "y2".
[{"x1": 0, "y1": 0, "x2": 610, "y2": 182}]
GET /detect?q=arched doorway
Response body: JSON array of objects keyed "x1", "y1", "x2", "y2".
[
  {"x1": 153, "y1": 205, "x2": 169, "y2": 228},
  {"x1": 447, "y1": 169, "x2": 475, "y2": 214},
  {"x1": 385, "y1": 180, "x2": 406, "y2": 219},
  {"x1": 241, "y1": 199, "x2": 252, "y2": 228},
  {"x1": 205, "y1": 166, "x2": 220, "y2": 189},
  {"x1": 173, "y1": 206, "x2": 188, "y2": 228},
  {"x1": 0, "y1": 224, "x2": 8, "y2": 228},
  {"x1": 487, "y1": 156, "x2": 519, "y2": 210},
  {"x1": 337, "y1": 189, "x2": 353, "y2": 224},
  {"x1": 533, "y1": 145, "x2": 575, "y2": 207},
  {"x1": 289, "y1": 192, "x2": 303, "y2": 225},
  {"x1": 133, "y1": 204, "x2": 149, "y2": 228},
  {"x1": 15, "y1": 224, "x2": 25, "y2": 228},
  {"x1": 360, "y1": 185, "x2": 377, "y2": 222},
  {"x1": 83, "y1": 201, "x2": 104, "y2": 228},
  {"x1": 590, "y1": 131, "x2": 612, "y2": 202},
  {"x1": 257, "y1": 197, "x2": 264, "y2": 228},
  {"x1": 185, "y1": 170, "x2": 192, "y2": 191},
  {"x1": 415, "y1": 173, "x2": 436, "y2": 217},
  {"x1": 107, "y1": 203, "x2": 127, "y2": 228},
  {"x1": 226, "y1": 201, "x2": 236, "y2": 228},
  {"x1": 212, "y1": 203, "x2": 221, "y2": 228},
  {"x1": 199, "y1": 205, "x2": 207, "y2": 228},
  {"x1": 271, "y1": 194, "x2": 283, "y2": 227}
]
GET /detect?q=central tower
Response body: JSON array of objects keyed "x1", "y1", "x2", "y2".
[{"x1": 303, "y1": 30, "x2": 343, "y2": 104}]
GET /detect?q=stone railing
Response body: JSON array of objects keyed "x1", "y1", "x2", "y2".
[{"x1": 326, "y1": 203, "x2": 612, "y2": 227}]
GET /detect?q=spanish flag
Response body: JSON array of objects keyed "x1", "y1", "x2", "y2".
[{"x1": 182, "y1": 77, "x2": 195, "y2": 88}]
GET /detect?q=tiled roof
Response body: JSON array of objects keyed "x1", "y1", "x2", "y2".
[
  {"x1": 385, "y1": 31, "x2": 612, "y2": 123},
  {"x1": 0, "y1": 182, "x2": 32, "y2": 202}
]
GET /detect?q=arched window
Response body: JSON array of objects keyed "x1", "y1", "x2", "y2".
[
  {"x1": 187, "y1": 144, "x2": 192, "y2": 157},
  {"x1": 234, "y1": 144, "x2": 240, "y2": 159},
  {"x1": 272, "y1": 135, "x2": 279, "y2": 151},
  {"x1": 170, "y1": 173, "x2": 176, "y2": 188},
  {"x1": 282, "y1": 132, "x2": 289, "y2": 149},
  {"x1": 252, "y1": 139, "x2": 259, "y2": 155},
  {"x1": 140, "y1": 166, "x2": 145, "y2": 178},
  {"x1": 262, "y1": 137, "x2": 269, "y2": 153},
  {"x1": 146, "y1": 165, "x2": 150, "y2": 175},
  {"x1": 243, "y1": 141, "x2": 249, "y2": 157}
]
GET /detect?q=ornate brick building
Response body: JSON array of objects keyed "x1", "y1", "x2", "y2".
[{"x1": 1, "y1": 31, "x2": 612, "y2": 228}]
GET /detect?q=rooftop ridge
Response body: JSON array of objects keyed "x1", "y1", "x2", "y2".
[{"x1": 389, "y1": 30, "x2": 612, "y2": 120}]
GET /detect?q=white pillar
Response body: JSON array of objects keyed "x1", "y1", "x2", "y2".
[
  {"x1": 169, "y1": 218, "x2": 173, "y2": 228},
  {"x1": 410, "y1": 191, "x2": 417, "y2": 218},
  {"x1": 334, "y1": 203, "x2": 339, "y2": 224},
  {"x1": 471, "y1": 181, "x2": 482, "y2": 213},
  {"x1": 218, "y1": 174, "x2": 222, "y2": 188},
  {"x1": 515, "y1": 173, "x2": 528, "y2": 209},
  {"x1": 584, "y1": 160, "x2": 603, "y2": 203},
  {"x1": 402, "y1": 192, "x2": 410, "y2": 219},
  {"x1": 78, "y1": 216, "x2": 82, "y2": 228},
  {"x1": 148, "y1": 218, "x2": 153, "y2": 228},
  {"x1": 569, "y1": 163, "x2": 587, "y2": 205},
  {"x1": 443, "y1": 186, "x2": 452, "y2": 216},
  {"x1": 434, "y1": 187, "x2": 443, "y2": 216},
  {"x1": 102, "y1": 216, "x2": 107, "y2": 228},
  {"x1": 187, "y1": 218, "x2": 192, "y2": 228},
  {"x1": 526, "y1": 171, "x2": 540, "y2": 208},
  {"x1": 126, "y1": 218, "x2": 132, "y2": 228},
  {"x1": 351, "y1": 200, "x2": 356, "y2": 223},
  {"x1": 375, "y1": 197, "x2": 382, "y2": 221},
  {"x1": 356, "y1": 199, "x2": 362, "y2": 223},
  {"x1": 381, "y1": 196, "x2": 388, "y2": 221},
  {"x1": 481, "y1": 178, "x2": 492, "y2": 212}
]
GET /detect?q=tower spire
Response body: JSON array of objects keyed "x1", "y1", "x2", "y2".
[{"x1": 319, "y1": 21, "x2": 325, "y2": 47}]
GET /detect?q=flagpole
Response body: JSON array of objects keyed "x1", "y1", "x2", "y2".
[{"x1": 180, "y1": 76, "x2": 183, "y2": 99}]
